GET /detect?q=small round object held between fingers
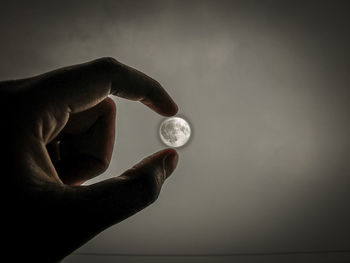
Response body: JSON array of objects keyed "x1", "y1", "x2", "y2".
[{"x1": 159, "y1": 116, "x2": 191, "y2": 148}]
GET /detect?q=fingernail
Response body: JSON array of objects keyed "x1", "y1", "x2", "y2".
[{"x1": 163, "y1": 150, "x2": 178, "y2": 178}]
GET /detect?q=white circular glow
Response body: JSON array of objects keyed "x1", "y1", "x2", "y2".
[{"x1": 159, "y1": 117, "x2": 191, "y2": 148}]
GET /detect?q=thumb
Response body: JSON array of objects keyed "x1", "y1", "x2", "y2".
[{"x1": 60, "y1": 149, "x2": 178, "y2": 254}]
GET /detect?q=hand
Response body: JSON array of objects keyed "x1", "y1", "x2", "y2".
[{"x1": 1, "y1": 57, "x2": 179, "y2": 262}]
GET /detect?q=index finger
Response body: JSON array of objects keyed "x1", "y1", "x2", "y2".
[{"x1": 34, "y1": 57, "x2": 178, "y2": 116}]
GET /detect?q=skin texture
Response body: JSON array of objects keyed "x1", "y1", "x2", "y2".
[{"x1": 1, "y1": 57, "x2": 179, "y2": 262}]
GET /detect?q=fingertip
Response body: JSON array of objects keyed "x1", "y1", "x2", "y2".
[
  {"x1": 163, "y1": 101, "x2": 179, "y2": 117},
  {"x1": 163, "y1": 147, "x2": 178, "y2": 157},
  {"x1": 144, "y1": 148, "x2": 177, "y2": 162},
  {"x1": 141, "y1": 91, "x2": 178, "y2": 117},
  {"x1": 159, "y1": 86, "x2": 179, "y2": 117}
]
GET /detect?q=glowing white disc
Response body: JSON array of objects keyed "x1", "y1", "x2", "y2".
[{"x1": 159, "y1": 117, "x2": 191, "y2": 148}]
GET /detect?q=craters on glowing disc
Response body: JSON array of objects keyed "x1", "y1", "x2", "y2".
[{"x1": 159, "y1": 117, "x2": 191, "y2": 148}]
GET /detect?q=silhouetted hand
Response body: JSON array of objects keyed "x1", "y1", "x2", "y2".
[{"x1": 0, "y1": 57, "x2": 178, "y2": 262}]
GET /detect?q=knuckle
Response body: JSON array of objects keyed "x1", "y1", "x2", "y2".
[
  {"x1": 101, "y1": 160, "x2": 111, "y2": 172},
  {"x1": 96, "y1": 157, "x2": 110, "y2": 174},
  {"x1": 93, "y1": 57, "x2": 119, "y2": 70},
  {"x1": 102, "y1": 97, "x2": 117, "y2": 114}
]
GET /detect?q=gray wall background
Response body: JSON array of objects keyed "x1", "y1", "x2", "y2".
[{"x1": 1, "y1": 0, "x2": 350, "y2": 262}]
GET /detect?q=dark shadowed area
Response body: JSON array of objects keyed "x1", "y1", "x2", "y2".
[{"x1": 1, "y1": 0, "x2": 350, "y2": 262}]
